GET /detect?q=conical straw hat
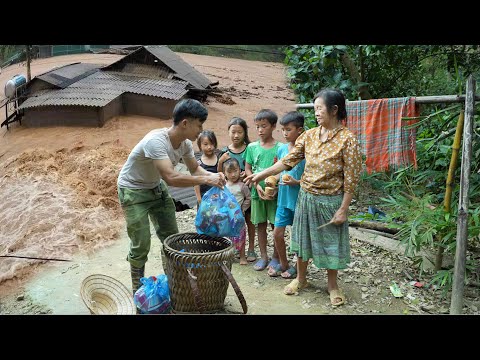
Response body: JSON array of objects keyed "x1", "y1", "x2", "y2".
[{"x1": 80, "y1": 274, "x2": 136, "y2": 315}]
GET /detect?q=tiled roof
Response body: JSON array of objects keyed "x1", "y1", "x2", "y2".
[{"x1": 19, "y1": 71, "x2": 188, "y2": 109}]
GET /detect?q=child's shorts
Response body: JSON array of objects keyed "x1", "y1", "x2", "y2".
[
  {"x1": 274, "y1": 206, "x2": 295, "y2": 227},
  {"x1": 250, "y1": 198, "x2": 277, "y2": 225}
]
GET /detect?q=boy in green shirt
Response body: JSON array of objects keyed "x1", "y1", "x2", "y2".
[{"x1": 244, "y1": 109, "x2": 282, "y2": 271}]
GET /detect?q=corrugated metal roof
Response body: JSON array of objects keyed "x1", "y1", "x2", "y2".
[
  {"x1": 145, "y1": 46, "x2": 213, "y2": 90},
  {"x1": 36, "y1": 63, "x2": 103, "y2": 88},
  {"x1": 103, "y1": 46, "x2": 213, "y2": 90},
  {"x1": 122, "y1": 63, "x2": 174, "y2": 79},
  {"x1": 19, "y1": 71, "x2": 188, "y2": 110},
  {"x1": 19, "y1": 88, "x2": 121, "y2": 108}
]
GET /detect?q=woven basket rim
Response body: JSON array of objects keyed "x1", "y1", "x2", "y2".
[
  {"x1": 80, "y1": 274, "x2": 135, "y2": 315},
  {"x1": 163, "y1": 232, "x2": 233, "y2": 257}
]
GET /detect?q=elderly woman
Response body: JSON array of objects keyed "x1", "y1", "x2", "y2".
[{"x1": 244, "y1": 88, "x2": 362, "y2": 306}]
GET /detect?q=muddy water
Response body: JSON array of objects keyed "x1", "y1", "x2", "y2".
[{"x1": 0, "y1": 144, "x2": 127, "y2": 285}]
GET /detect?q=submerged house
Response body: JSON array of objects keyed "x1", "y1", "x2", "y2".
[
  {"x1": 18, "y1": 45, "x2": 216, "y2": 127},
  {"x1": 16, "y1": 45, "x2": 215, "y2": 211}
]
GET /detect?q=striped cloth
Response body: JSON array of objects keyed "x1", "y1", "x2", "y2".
[{"x1": 345, "y1": 97, "x2": 419, "y2": 173}]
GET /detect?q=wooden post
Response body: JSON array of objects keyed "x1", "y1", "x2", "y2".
[
  {"x1": 450, "y1": 75, "x2": 475, "y2": 314},
  {"x1": 26, "y1": 45, "x2": 31, "y2": 82}
]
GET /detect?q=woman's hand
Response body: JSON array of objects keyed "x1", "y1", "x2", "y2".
[
  {"x1": 244, "y1": 171, "x2": 266, "y2": 187},
  {"x1": 331, "y1": 208, "x2": 348, "y2": 225},
  {"x1": 281, "y1": 176, "x2": 299, "y2": 187}
]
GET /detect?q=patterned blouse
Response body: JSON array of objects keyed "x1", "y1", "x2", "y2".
[{"x1": 281, "y1": 126, "x2": 362, "y2": 195}]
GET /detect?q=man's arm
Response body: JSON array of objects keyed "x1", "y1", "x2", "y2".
[
  {"x1": 184, "y1": 156, "x2": 213, "y2": 177},
  {"x1": 153, "y1": 159, "x2": 211, "y2": 187}
]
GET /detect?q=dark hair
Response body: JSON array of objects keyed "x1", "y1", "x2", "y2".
[
  {"x1": 228, "y1": 117, "x2": 250, "y2": 145},
  {"x1": 279, "y1": 111, "x2": 305, "y2": 128},
  {"x1": 197, "y1": 130, "x2": 218, "y2": 149},
  {"x1": 172, "y1": 98, "x2": 208, "y2": 125},
  {"x1": 223, "y1": 157, "x2": 240, "y2": 172},
  {"x1": 313, "y1": 88, "x2": 347, "y2": 121},
  {"x1": 254, "y1": 109, "x2": 277, "y2": 126}
]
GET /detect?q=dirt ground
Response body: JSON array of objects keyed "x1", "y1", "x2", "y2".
[{"x1": 0, "y1": 52, "x2": 478, "y2": 315}]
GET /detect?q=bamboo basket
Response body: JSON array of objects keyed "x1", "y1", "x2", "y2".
[{"x1": 163, "y1": 232, "x2": 247, "y2": 314}]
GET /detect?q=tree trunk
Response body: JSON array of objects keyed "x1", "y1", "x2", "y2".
[
  {"x1": 348, "y1": 220, "x2": 398, "y2": 234},
  {"x1": 340, "y1": 52, "x2": 372, "y2": 100}
]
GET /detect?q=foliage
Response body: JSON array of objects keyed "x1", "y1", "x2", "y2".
[
  {"x1": 284, "y1": 45, "x2": 480, "y2": 102},
  {"x1": 284, "y1": 45, "x2": 480, "y2": 293},
  {"x1": 364, "y1": 106, "x2": 480, "y2": 293},
  {"x1": 0, "y1": 45, "x2": 24, "y2": 65}
]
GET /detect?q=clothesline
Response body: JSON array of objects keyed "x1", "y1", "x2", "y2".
[
  {"x1": 296, "y1": 94, "x2": 480, "y2": 109},
  {"x1": 295, "y1": 94, "x2": 479, "y2": 173}
]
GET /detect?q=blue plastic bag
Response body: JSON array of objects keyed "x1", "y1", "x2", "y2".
[
  {"x1": 195, "y1": 186, "x2": 245, "y2": 238},
  {"x1": 133, "y1": 274, "x2": 171, "y2": 314}
]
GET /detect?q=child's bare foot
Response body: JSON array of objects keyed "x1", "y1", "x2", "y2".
[{"x1": 239, "y1": 257, "x2": 248, "y2": 265}]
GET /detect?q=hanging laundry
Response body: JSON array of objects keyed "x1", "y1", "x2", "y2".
[{"x1": 346, "y1": 97, "x2": 419, "y2": 173}]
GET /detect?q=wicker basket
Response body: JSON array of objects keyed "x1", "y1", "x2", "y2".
[
  {"x1": 80, "y1": 274, "x2": 136, "y2": 315},
  {"x1": 163, "y1": 232, "x2": 247, "y2": 314}
]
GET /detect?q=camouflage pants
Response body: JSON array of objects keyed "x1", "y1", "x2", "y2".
[{"x1": 118, "y1": 181, "x2": 178, "y2": 268}]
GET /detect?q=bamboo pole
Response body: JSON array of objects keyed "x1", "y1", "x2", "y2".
[
  {"x1": 295, "y1": 94, "x2": 480, "y2": 109},
  {"x1": 450, "y1": 75, "x2": 475, "y2": 315},
  {"x1": 435, "y1": 111, "x2": 464, "y2": 271}
]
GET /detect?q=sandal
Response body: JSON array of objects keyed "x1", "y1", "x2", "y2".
[
  {"x1": 267, "y1": 263, "x2": 284, "y2": 277},
  {"x1": 280, "y1": 266, "x2": 297, "y2": 279},
  {"x1": 329, "y1": 289, "x2": 346, "y2": 306},
  {"x1": 246, "y1": 251, "x2": 257, "y2": 262},
  {"x1": 253, "y1": 258, "x2": 269, "y2": 271},
  {"x1": 267, "y1": 258, "x2": 279, "y2": 270},
  {"x1": 284, "y1": 279, "x2": 309, "y2": 295}
]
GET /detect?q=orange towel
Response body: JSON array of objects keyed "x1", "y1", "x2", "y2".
[{"x1": 346, "y1": 97, "x2": 419, "y2": 173}]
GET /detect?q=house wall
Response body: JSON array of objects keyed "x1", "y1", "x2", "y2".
[
  {"x1": 123, "y1": 93, "x2": 176, "y2": 119},
  {"x1": 98, "y1": 96, "x2": 123, "y2": 126},
  {"x1": 22, "y1": 106, "x2": 101, "y2": 127}
]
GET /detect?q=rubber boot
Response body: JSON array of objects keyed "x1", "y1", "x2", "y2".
[{"x1": 130, "y1": 264, "x2": 145, "y2": 314}]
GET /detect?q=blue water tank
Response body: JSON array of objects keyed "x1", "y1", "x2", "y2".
[{"x1": 4, "y1": 74, "x2": 27, "y2": 98}]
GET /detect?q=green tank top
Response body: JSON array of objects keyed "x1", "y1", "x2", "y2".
[{"x1": 219, "y1": 146, "x2": 246, "y2": 171}]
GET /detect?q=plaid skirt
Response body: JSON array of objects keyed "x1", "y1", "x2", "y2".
[{"x1": 291, "y1": 188, "x2": 350, "y2": 270}]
